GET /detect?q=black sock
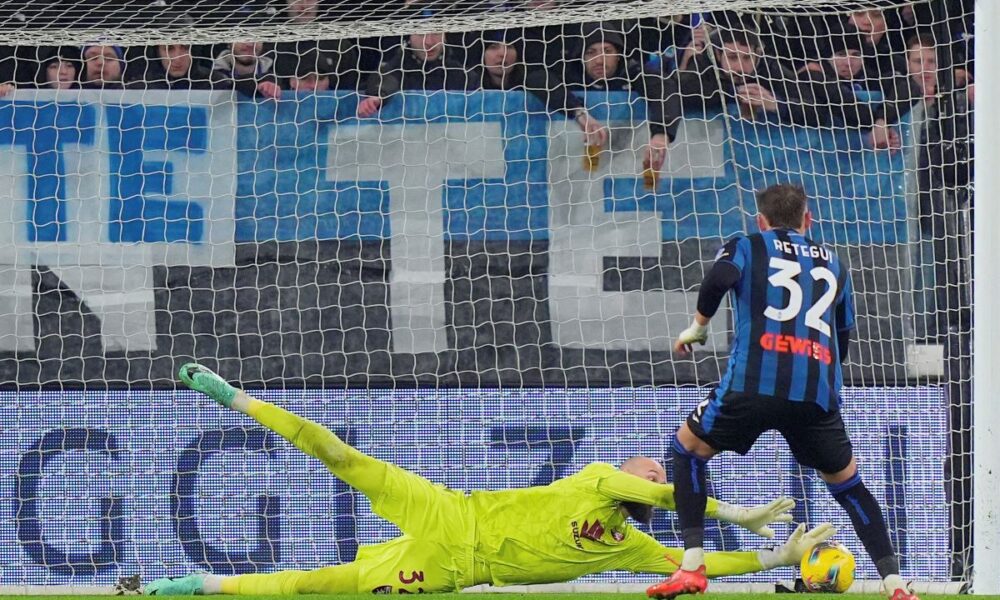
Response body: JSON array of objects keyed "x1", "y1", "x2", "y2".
[
  {"x1": 827, "y1": 473, "x2": 899, "y2": 578},
  {"x1": 672, "y1": 435, "x2": 708, "y2": 550}
]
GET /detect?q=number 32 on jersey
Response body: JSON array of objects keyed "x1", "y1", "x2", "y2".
[{"x1": 763, "y1": 257, "x2": 838, "y2": 337}]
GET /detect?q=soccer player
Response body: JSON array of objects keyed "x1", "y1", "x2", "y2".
[
  {"x1": 143, "y1": 363, "x2": 836, "y2": 596},
  {"x1": 647, "y1": 184, "x2": 916, "y2": 600}
]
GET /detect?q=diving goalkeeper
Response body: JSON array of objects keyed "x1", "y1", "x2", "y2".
[{"x1": 145, "y1": 364, "x2": 835, "y2": 596}]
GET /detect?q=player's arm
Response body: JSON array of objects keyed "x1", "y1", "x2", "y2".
[
  {"x1": 622, "y1": 523, "x2": 837, "y2": 576},
  {"x1": 675, "y1": 239, "x2": 745, "y2": 354},
  {"x1": 596, "y1": 469, "x2": 793, "y2": 538}
]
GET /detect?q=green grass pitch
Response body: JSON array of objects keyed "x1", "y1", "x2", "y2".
[{"x1": 0, "y1": 595, "x2": 988, "y2": 600}]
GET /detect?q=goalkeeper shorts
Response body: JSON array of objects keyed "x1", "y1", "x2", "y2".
[{"x1": 355, "y1": 535, "x2": 466, "y2": 594}]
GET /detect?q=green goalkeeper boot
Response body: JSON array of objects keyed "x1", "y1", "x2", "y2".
[
  {"x1": 144, "y1": 573, "x2": 205, "y2": 596},
  {"x1": 179, "y1": 363, "x2": 237, "y2": 408}
]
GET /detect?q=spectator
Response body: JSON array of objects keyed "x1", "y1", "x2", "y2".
[
  {"x1": 869, "y1": 32, "x2": 972, "y2": 349},
  {"x1": 564, "y1": 26, "x2": 674, "y2": 169},
  {"x1": 132, "y1": 44, "x2": 213, "y2": 90},
  {"x1": 477, "y1": 31, "x2": 607, "y2": 148},
  {"x1": 287, "y1": 49, "x2": 332, "y2": 93},
  {"x1": 358, "y1": 31, "x2": 474, "y2": 117},
  {"x1": 645, "y1": 26, "x2": 817, "y2": 171},
  {"x1": 769, "y1": 8, "x2": 899, "y2": 88},
  {"x1": 566, "y1": 27, "x2": 643, "y2": 93},
  {"x1": 796, "y1": 32, "x2": 881, "y2": 129},
  {"x1": 36, "y1": 49, "x2": 78, "y2": 90},
  {"x1": 845, "y1": 8, "x2": 901, "y2": 86},
  {"x1": 894, "y1": 1, "x2": 974, "y2": 81},
  {"x1": 212, "y1": 41, "x2": 281, "y2": 99},
  {"x1": 868, "y1": 33, "x2": 973, "y2": 153},
  {"x1": 633, "y1": 14, "x2": 711, "y2": 75},
  {"x1": 80, "y1": 44, "x2": 126, "y2": 89},
  {"x1": 273, "y1": 0, "x2": 360, "y2": 90},
  {"x1": 511, "y1": 1, "x2": 579, "y2": 73}
]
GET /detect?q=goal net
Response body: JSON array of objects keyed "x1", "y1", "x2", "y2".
[{"x1": 0, "y1": 0, "x2": 977, "y2": 593}]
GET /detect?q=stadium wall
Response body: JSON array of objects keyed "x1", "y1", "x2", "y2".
[
  {"x1": 0, "y1": 89, "x2": 912, "y2": 387},
  {"x1": 0, "y1": 388, "x2": 946, "y2": 585}
]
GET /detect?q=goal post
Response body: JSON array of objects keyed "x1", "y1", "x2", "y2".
[
  {"x1": 973, "y1": 0, "x2": 1000, "y2": 595},
  {"x1": 0, "y1": 0, "x2": 986, "y2": 593}
]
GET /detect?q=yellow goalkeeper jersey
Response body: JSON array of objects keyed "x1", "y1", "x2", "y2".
[{"x1": 468, "y1": 462, "x2": 736, "y2": 586}]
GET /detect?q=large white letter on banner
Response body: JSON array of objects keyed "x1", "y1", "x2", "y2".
[
  {"x1": 327, "y1": 122, "x2": 505, "y2": 354},
  {"x1": 546, "y1": 117, "x2": 729, "y2": 350}
]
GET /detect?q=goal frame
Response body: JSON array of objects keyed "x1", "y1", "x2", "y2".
[
  {"x1": 972, "y1": 0, "x2": 1000, "y2": 596},
  {"x1": 0, "y1": 0, "x2": 990, "y2": 593}
]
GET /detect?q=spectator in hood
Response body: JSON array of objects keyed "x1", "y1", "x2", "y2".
[
  {"x1": 132, "y1": 44, "x2": 214, "y2": 90},
  {"x1": 273, "y1": 0, "x2": 360, "y2": 90},
  {"x1": 561, "y1": 26, "x2": 665, "y2": 152},
  {"x1": 212, "y1": 41, "x2": 281, "y2": 99},
  {"x1": 645, "y1": 26, "x2": 818, "y2": 172},
  {"x1": 477, "y1": 30, "x2": 607, "y2": 148},
  {"x1": 796, "y1": 32, "x2": 881, "y2": 129},
  {"x1": 767, "y1": 8, "x2": 901, "y2": 90},
  {"x1": 37, "y1": 49, "x2": 78, "y2": 90},
  {"x1": 287, "y1": 49, "x2": 332, "y2": 93},
  {"x1": 566, "y1": 27, "x2": 642, "y2": 92},
  {"x1": 81, "y1": 44, "x2": 125, "y2": 89},
  {"x1": 633, "y1": 14, "x2": 711, "y2": 76},
  {"x1": 358, "y1": 31, "x2": 475, "y2": 117}
]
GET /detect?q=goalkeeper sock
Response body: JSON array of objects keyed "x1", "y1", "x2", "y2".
[
  {"x1": 827, "y1": 473, "x2": 899, "y2": 577},
  {"x1": 672, "y1": 435, "x2": 708, "y2": 560}
]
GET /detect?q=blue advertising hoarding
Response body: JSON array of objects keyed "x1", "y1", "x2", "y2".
[{"x1": 0, "y1": 387, "x2": 946, "y2": 585}]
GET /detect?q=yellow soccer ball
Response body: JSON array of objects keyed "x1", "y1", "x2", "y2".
[{"x1": 800, "y1": 541, "x2": 856, "y2": 593}]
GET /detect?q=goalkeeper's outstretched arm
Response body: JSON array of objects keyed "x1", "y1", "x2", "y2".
[
  {"x1": 178, "y1": 363, "x2": 391, "y2": 503},
  {"x1": 596, "y1": 466, "x2": 795, "y2": 538},
  {"x1": 624, "y1": 523, "x2": 838, "y2": 578}
]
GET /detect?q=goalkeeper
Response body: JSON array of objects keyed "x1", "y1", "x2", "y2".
[{"x1": 145, "y1": 364, "x2": 835, "y2": 596}]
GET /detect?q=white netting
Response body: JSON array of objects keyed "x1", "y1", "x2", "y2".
[
  {"x1": 0, "y1": 1, "x2": 918, "y2": 45},
  {"x1": 0, "y1": 0, "x2": 975, "y2": 592}
]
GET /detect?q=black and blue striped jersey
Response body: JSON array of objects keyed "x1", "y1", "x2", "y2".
[{"x1": 713, "y1": 228, "x2": 855, "y2": 410}]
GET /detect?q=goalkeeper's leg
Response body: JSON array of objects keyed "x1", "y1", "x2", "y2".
[
  {"x1": 145, "y1": 536, "x2": 462, "y2": 596},
  {"x1": 178, "y1": 363, "x2": 471, "y2": 542},
  {"x1": 145, "y1": 563, "x2": 360, "y2": 596}
]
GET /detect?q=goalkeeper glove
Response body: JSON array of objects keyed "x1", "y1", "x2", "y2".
[
  {"x1": 758, "y1": 522, "x2": 838, "y2": 568},
  {"x1": 715, "y1": 497, "x2": 795, "y2": 538}
]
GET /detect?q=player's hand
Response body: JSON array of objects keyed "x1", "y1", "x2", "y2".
[
  {"x1": 770, "y1": 522, "x2": 838, "y2": 566},
  {"x1": 674, "y1": 321, "x2": 708, "y2": 355},
  {"x1": 733, "y1": 497, "x2": 795, "y2": 538}
]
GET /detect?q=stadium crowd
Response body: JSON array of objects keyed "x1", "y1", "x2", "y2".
[
  {"x1": 0, "y1": 2, "x2": 975, "y2": 146},
  {"x1": 0, "y1": 0, "x2": 975, "y2": 329},
  {"x1": 0, "y1": 0, "x2": 976, "y2": 315}
]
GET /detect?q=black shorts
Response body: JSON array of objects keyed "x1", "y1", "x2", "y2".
[{"x1": 687, "y1": 391, "x2": 854, "y2": 474}]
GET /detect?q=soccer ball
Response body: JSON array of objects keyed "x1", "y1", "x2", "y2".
[{"x1": 800, "y1": 541, "x2": 856, "y2": 593}]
